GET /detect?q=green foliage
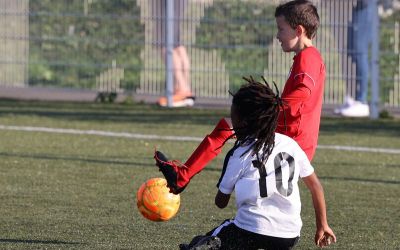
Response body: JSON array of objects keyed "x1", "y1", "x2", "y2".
[
  {"x1": 26, "y1": 0, "x2": 399, "y2": 104},
  {"x1": 29, "y1": 0, "x2": 144, "y2": 90},
  {"x1": 379, "y1": 109, "x2": 394, "y2": 119},
  {"x1": 195, "y1": 1, "x2": 276, "y2": 91},
  {"x1": 379, "y1": 11, "x2": 400, "y2": 104}
]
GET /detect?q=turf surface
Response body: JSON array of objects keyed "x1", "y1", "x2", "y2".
[{"x1": 0, "y1": 100, "x2": 399, "y2": 249}]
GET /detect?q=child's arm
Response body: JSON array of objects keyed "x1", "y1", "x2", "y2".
[
  {"x1": 215, "y1": 190, "x2": 231, "y2": 209},
  {"x1": 278, "y1": 84, "x2": 311, "y2": 118},
  {"x1": 302, "y1": 173, "x2": 336, "y2": 248},
  {"x1": 282, "y1": 84, "x2": 311, "y2": 105}
]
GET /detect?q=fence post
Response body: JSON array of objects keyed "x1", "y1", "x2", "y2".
[
  {"x1": 370, "y1": 0, "x2": 380, "y2": 119},
  {"x1": 165, "y1": 0, "x2": 174, "y2": 107}
]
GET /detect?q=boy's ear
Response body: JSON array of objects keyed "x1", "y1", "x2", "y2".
[{"x1": 295, "y1": 25, "x2": 305, "y2": 37}]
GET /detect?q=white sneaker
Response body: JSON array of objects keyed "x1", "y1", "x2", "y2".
[
  {"x1": 340, "y1": 101, "x2": 370, "y2": 117},
  {"x1": 334, "y1": 96, "x2": 355, "y2": 114},
  {"x1": 157, "y1": 95, "x2": 195, "y2": 108},
  {"x1": 172, "y1": 97, "x2": 195, "y2": 108}
]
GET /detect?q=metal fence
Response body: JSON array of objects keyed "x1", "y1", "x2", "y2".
[{"x1": 0, "y1": 0, "x2": 399, "y2": 109}]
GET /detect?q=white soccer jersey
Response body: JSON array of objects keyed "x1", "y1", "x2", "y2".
[{"x1": 218, "y1": 133, "x2": 314, "y2": 238}]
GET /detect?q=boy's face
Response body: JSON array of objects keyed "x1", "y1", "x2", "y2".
[{"x1": 275, "y1": 16, "x2": 299, "y2": 53}]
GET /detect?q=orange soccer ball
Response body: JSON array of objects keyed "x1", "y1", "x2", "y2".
[{"x1": 136, "y1": 178, "x2": 180, "y2": 222}]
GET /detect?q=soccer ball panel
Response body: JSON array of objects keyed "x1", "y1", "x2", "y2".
[{"x1": 136, "y1": 178, "x2": 180, "y2": 222}]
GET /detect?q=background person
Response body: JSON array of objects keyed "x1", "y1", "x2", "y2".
[
  {"x1": 152, "y1": 0, "x2": 194, "y2": 107},
  {"x1": 335, "y1": 0, "x2": 374, "y2": 117}
]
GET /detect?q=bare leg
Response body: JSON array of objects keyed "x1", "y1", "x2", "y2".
[
  {"x1": 157, "y1": 46, "x2": 194, "y2": 107},
  {"x1": 173, "y1": 46, "x2": 191, "y2": 95},
  {"x1": 161, "y1": 46, "x2": 191, "y2": 96}
]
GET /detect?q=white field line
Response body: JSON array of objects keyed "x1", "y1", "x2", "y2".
[
  {"x1": 0, "y1": 125, "x2": 204, "y2": 142},
  {"x1": 1, "y1": 125, "x2": 400, "y2": 155}
]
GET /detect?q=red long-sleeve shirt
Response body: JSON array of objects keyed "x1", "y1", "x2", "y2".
[{"x1": 276, "y1": 46, "x2": 325, "y2": 161}]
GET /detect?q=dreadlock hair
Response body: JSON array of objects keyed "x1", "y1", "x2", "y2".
[{"x1": 231, "y1": 76, "x2": 284, "y2": 163}]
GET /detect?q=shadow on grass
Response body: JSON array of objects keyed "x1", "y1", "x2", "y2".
[
  {"x1": 1, "y1": 100, "x2": 399, "y2": 138},
  {"x1": 319, "y1": 176, "x2": 400, "y2": 185},
  {"x1": 0, "y1": 100, "x2": 228, "y2": 126},
  {"x1": 320, "y1": 117, "x2": 400, "y2": 137},
  {"x1": 0, "y1": 152, "x2": 154, "y2": 168},
  {"x1": 0, "y1": 238, "x2": 83, "y2": 245}
]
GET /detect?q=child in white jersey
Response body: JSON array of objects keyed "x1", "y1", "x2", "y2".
[{"x1": 179, "y1": 77, "x2": 336, "y2": 250}]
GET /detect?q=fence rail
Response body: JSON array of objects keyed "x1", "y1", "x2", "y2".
[{"x1": 0, "y1": 0, "x2": 399, "y2": 109}]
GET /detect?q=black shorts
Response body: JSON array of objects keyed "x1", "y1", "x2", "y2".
[
  {"x1": 207, "y1": 219, "x2": 300, "y2": 250},
  {"x1": 151, "y1": 0, "x2": 187, "y2": 47}
]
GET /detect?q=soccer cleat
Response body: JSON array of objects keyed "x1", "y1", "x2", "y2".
[
  {"x1": 193, "y1": 236, "x2": 221, "y2": 250},
  {"x1": 179, "y1": 244, "x2": 190, "y2": 250},
  {"x1": 180, "y1": 235, "x2": 222, "y2": 250},
  {"x1": 154, "y1": 151, "x2": 187, "y2": 194},
  {"x1": 157, "y1": 94, "x2": 195, "y2": 108}
]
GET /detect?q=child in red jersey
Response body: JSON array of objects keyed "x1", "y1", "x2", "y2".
[{"x1": 155, "y1": 0, "x2": 326, "y2": 194}]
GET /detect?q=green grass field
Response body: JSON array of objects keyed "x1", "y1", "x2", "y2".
[{"x1": 0, "y1": 99, "x2": 399, "y2": 249}]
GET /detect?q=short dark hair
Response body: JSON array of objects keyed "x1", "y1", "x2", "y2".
[
  {"x1": 275, "y1": 0, "x2": 320, "y2": 39},
  {"x1": 231, "y1": 76, "x2": 282, "y2": 162}
]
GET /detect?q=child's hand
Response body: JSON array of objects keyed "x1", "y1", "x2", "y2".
[{"x1": 315, "y1": 227, "x2": 336, "y2": 248}]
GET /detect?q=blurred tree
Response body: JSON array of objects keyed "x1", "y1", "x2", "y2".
[
  {"x1": 29, "y1": 0, "x2": 144, "y2": 91},
  {"x1": 195, "y1": 1, "x2": 275, "y2": 91}
]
